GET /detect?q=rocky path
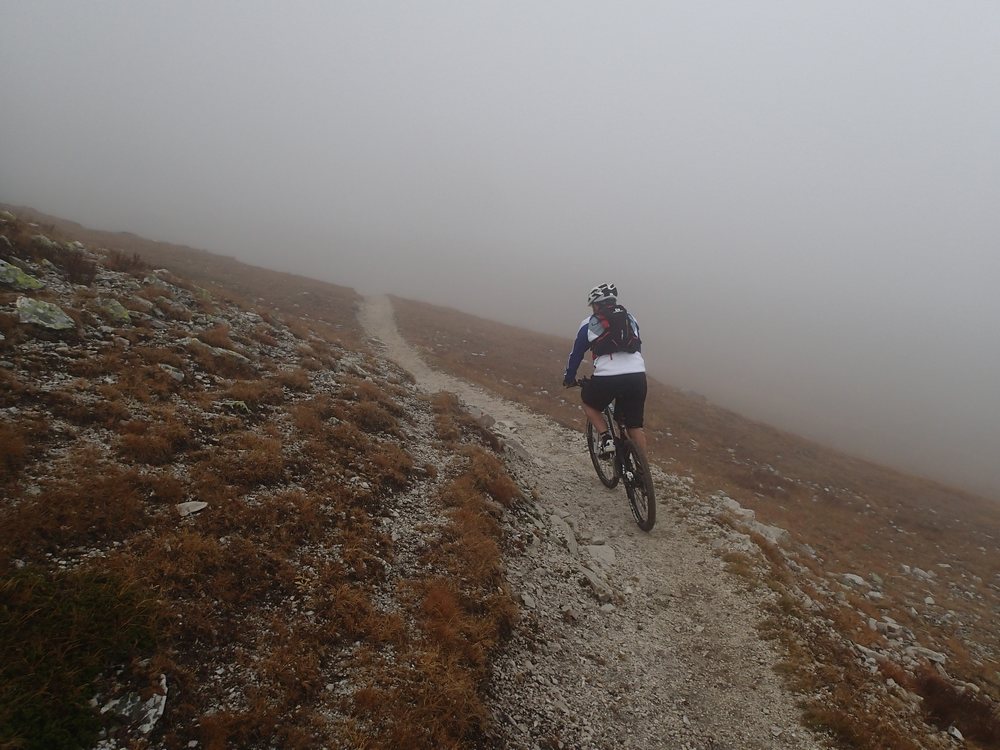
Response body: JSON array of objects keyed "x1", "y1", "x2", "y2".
[{"x1": 359, "y1": 295, "x2": 826, "y2": 750}]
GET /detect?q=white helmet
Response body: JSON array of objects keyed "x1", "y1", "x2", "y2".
[{"x1": 587, "y1": 282, "x2": 618, "y2": 306}]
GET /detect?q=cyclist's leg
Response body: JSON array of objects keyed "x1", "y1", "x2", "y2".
[
  {"x1": 618, "y1": 372, "x2": 648, "y2": 456},
  {"x1": 629, "y1": 426, "x2": 647, "y2": 456},
  {"x1": 581, "y1": 378, "x2": 614, "y2": 434},
  {"x1": 583, "y1": 402, "x2": 608, "y2": 433}
]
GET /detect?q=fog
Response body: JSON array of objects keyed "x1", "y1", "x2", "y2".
[{"x1": 3, "y1": 2, "x2": 999, "y2": 497}]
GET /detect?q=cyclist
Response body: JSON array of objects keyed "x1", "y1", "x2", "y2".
[{"x1": 562, "y1": 282, "x2": 648, "y2": 459}]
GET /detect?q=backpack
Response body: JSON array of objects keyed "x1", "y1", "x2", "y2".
[{"x1": 590, "y1": 304, "x2": 641, "y2": 357}]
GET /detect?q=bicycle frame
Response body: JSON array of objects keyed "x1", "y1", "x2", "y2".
[{"x1": 572, "y1": 377, "x2": 656, "y2": 531}]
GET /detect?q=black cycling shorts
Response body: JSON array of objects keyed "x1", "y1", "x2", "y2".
[{"x1": 581, "y1": 372, "x2": 647, "y2": 429}]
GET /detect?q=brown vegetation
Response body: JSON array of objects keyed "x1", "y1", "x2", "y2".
[
  {"x1": 102, "y1": 248, "x2": 148, "y2": 273},
  {"x1": 914, "y1": 667, "x2": 1000, "y2": 747},
  {"x1": 0, "y1": 209, "x2": 534, "y2": 748},
  {"x1": 0, "y1": 424, "x2": 27, "y2": 481},
  {"x1": 390, "y1": 293, "x2": 1000, "y2": 747}
]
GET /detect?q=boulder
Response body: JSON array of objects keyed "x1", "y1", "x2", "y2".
[
  {"x1": 842, "y1": 573, "x2": 869, "y2": 588},
  {"x1": 179, "y1": 336, "x2": 250, "y2": 364},
  {"x1": 158, "y1": 364, "x2": 185, "y2": 382},
  {"x1": 717, "y1": 493, "x2": 755, "y2": 521},
  {"x1": 96, "y1": 297, "x2": 132, "y2": 324},
  {"x1": 0, "y1": 210, "x2": 16, "y2": 223},
  {"x1": 16, "y1": 296, "x2": 75, "y2": 330},
  {"x1": 30, "y1": 234, "x2": 57, "y2": 251},
  {"x1": 0, "y1": 259, "x2": 44, "y2": 291},
  {"x1": 751, "y1": 520, "x2": 789, "y2": 546},
  {"x1": 905, "y1": 645, "x2": 947, "y2": 665}
]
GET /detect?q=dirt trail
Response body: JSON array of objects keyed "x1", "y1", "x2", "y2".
[{"x1": 359, "y1": 295, "x2": 825, "y2": 750}]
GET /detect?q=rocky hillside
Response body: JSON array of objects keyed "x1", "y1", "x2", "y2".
[
  {"x1": 3, "y1": 208, "x2": 999, "y2": 750},
  {"x1": 0, "y1": 211, "x2": 524, "y2": 749},
  {"x1": 391, "y1": 296, "x2": 1000, "y2": 749}
]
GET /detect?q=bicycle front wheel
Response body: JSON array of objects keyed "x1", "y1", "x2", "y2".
[
  {"x1": 587, "y1": 419, "x2": 619, "y2": 489},
  {"x1": 622, "y1": 440, "x2": 655, "y2": 531}
]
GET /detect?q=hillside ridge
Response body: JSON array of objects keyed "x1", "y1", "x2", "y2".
[{"x1": 2, "y1": 208, "x2": 997, "y2": 748}]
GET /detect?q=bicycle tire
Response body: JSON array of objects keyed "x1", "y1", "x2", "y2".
[
  {"x1": 622, "y1": 439, "x2": 656, "y2": 531},
  {"x1": 586, "y1": 419, "x2": 619, "y2": 489}
]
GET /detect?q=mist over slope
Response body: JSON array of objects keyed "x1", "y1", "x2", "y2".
[
  {"x1": 4, "y1": 207, "x2": 998, "y2": 747},
  {"x1": 8, "y1": 201, "x2": 999, "y2": 499}
]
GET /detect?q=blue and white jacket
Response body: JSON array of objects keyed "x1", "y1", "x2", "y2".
[{"x1": 563, "y1": 312, "x2": 645, "y2": 383}]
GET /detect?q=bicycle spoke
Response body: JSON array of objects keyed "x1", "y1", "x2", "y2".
[
  {"x1": 622, "y1": 440, "x2": 656, "y2": 531},
  {"x1": 587, "y1": 419, "x2": 619, "y2": 489}
]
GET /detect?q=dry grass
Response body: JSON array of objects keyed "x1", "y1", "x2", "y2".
[
  {"x1": 341, "y1": 376, "x2": 406, "y2": 414},
  {"x1": 117, "y1": 418, "x2": 193, "y2": 465},
  {"x1": 390, "y1": 293, "x2": 1000, "y2": 737},
  {"x1": 102, "y1": 248, "x2": 147, "y2": 273},
  {"x1": 39, "y1": 388, "x2": 129, "y2": 426},
  {"x1": 250, "y1": 324, "x2": 280, "y2": 347},
  {"x1": 138, "y1": 472, "x2": 188, "y2": 505},
  {"x1": 188, "y1": 341, "x2": 257, "y2": 379},
  {"x1": 209, "y1": 431, "x2": 286, "y2": 487},
  {"x1": 287, "y1": 394, "x2": 339, "y2": 435},
  {"x1": 914, "y1": 667, "x2": 1000, "y2": 747},
  {"x1": 366, "y1": 443, "x2": 416, "y2": 492},
  {"x1": 349, "y1": 400, "x2": 401, "y2": 435},
  {"x1": 0, "y1": 565, "x2": 158, "y2": 750},
  {"x1": 0, "y1": 424, "x2": 27, "y2": 481},
  {"x1": 1, "y1": 452, "x2": 147, "y2": 564},
  {"x1": 342, "y1": 444, "x2": 520, "y2": 749},
  {"x1": 0, "y1": 311, "x2": 20, "y2": 341},
  {"x1": 272, "y1": 367, "x2": 312, "y2": 392},
  {"x1": 0, "y1": 208, "x2": 515, "y2": 749},
  {"x1": 61, "y1": 249, "x2": 98, "y2": 285},
  {"x1": 441, "y1": 446, "x2": 521, "y2": 510},
  {"x1": 197, "y1": 322, "x2": 235, "y2": 349},
  {"x1": 155, "y1": 296, "x2": 193, "y2": 322},
  {"x1": 430, "y1": 391, "x2": 502, "y2": 451},
  {"x1": 224, "y1": 378, "x2": 285, "y2": 407}
]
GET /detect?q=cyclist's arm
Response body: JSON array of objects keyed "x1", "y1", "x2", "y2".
[{"x1": 563, "y1": 322, "x2": 590, "y2": 385}]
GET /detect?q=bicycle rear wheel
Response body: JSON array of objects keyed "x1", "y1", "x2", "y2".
[
  {"x1": 621, "y1": 440, "x2": 655, "y2": 531},
  {"x1": 587, "y1": 418, "x2": 619, "y2": 488}
]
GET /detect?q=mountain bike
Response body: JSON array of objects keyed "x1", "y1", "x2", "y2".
[{"x1": 572, "y1": 378, "x2": 656, "y2": 531}]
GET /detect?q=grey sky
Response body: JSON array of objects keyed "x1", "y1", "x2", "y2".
[{"x1": 3, "y1": 2, "x2": 999, "y2": 496}]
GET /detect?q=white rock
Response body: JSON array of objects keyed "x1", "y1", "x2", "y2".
[
  {"x1": 551, "y1": 515, "x2": 578, "y2": 556},
  {"x1": 751, "y1": 520, "x2": 789, "y2": 546},
  {"x1": 718, "y1": 495, "x2": 755, "y2": 520},
  {"x1": 842, "y1": 573, "x2": 869, "y2": 588},
  {"x1": 159, "y1": 363, "x2": 185, "y2": 382},
  {"x1": 579, "y1": 566, "x2": 614, "y2": 603},
  {"x1": 905, "y1": 645, "x2": 947, "y2": 664},
  {"x1": 138, "y1": 675, "x2": 168, "y2": 734},
  {"x1": 176, "y1": 501, "x2": 208, "y2": 517},
  {"x1": 585, "y1": 544, "x2": 616, "y2": 568}
]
